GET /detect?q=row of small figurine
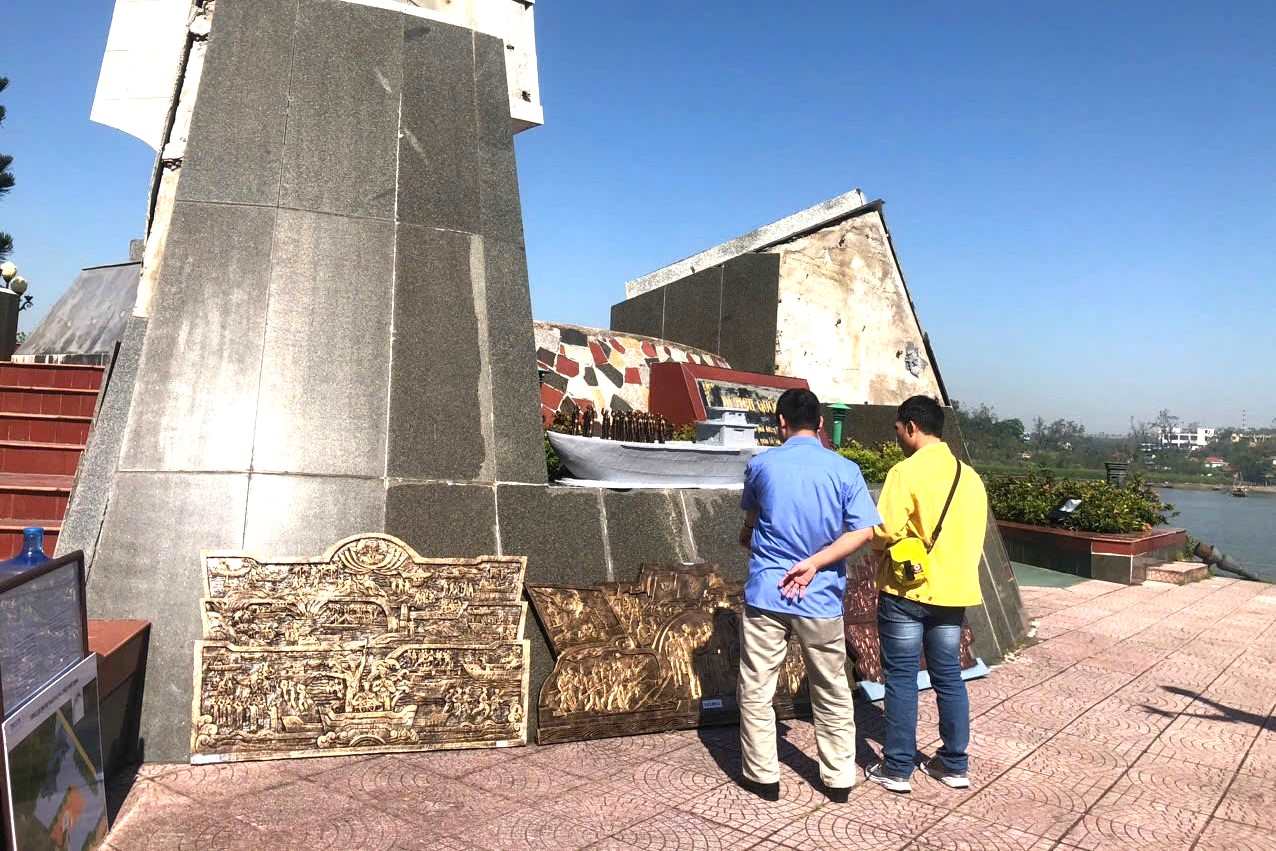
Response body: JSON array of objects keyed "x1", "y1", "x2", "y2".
[{"x1": 551, "y1": 408, "x2": 676, "y2": 444}]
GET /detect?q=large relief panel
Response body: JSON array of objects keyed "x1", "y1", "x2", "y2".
[
  {"x1": 528, "y1": 563, "x2": 810, "y2": 745},
  {"x1": 191, "y1": 535, "x2": 529, "y2": 764}
]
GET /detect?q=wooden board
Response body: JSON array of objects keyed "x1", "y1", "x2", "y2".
[
  {"x1": 190, "y1": 534, "x2": 529, "y2": 763},
  {"x1": 528, "y1": 563, "x2": 809, "y2": 745}
]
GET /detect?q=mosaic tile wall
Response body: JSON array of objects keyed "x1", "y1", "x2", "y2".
[{"x1": 533, "y1": 322, "x2": 730, "y2": 425}]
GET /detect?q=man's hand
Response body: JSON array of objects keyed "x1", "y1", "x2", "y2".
[
  {"x1": 778, "y1": 559, "x2": 819, "y2": 601},
  {"x1": 739, "y1": 524, "x2": 753, "y2": 550}
]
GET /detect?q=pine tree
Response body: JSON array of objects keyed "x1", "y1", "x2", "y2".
[{"x1": 0, "y1": 76, "x2": 13, "y2": 261}]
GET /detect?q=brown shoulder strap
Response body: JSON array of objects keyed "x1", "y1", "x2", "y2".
[{"x1": 926, "y1": 460, "x2": 963, "y2": 553}]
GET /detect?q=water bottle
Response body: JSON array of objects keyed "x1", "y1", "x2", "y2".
[{"x1": 0, "y1": 527, "x2": 50, "y2": 576}]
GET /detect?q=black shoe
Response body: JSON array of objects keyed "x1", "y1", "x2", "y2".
[
  {"x1": 825, "y1": 785, "x2": 852, "y2": 803},
  {"x1": 740, "y1": 777, "x2": 780, "y2": 801}
]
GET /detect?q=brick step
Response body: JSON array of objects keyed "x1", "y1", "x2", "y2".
[
  {"x1": 1146, "y1": 561, "x2": 1211, "y2": 585},
  {"x1": 0, "y1": 473, "x2": 74, "y2": 523},
  {"x1": 0, "y1": 440, "x2": 86, "y2": 477},
  {"x1": 0, "y1": 362, "x2": 105, "y2": 391},
  {"x1": 0, "y1": 386, "x2": 100, "y2": 418},
  {"x1": 0, "y1": 521, "x2": 61, "y2": 560},
  {"x1": 0, "y1": 413, "x2": 93, "y2": 444}
]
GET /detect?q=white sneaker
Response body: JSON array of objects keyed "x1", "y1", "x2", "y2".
[
  {"x1": 864, "y1": 762, "x2": 912, "y2": 793},
  {"x1": 918, "y1": 756, "x2": 971, "y2": 789}
]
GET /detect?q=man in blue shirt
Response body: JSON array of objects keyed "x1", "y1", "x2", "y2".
[{"x1": 737, "y1": 388, "x2": 881, "y2": 802}]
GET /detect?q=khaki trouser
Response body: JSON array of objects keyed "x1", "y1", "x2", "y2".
[{"x1": 738, "y1": 605, "x2": 857, "y2": 788}]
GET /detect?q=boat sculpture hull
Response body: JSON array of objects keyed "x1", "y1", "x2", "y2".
[{"x1": 547, "y1": 431, "x2": 768, "y2": 488}]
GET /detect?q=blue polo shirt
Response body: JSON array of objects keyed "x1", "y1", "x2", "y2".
[{"x1": 741, "y1": 436, "x2": 881, "y2": 619}]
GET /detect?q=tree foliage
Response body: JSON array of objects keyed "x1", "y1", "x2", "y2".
[
  {"x1": 836, "y1": 440, "x2": 905, "y2": 484},
  {"x1": 0, "y1": 76, "x2": 13, "y2": 261}
]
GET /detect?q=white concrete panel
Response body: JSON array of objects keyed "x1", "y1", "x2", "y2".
[
  {"x1": 771, "y1": 210, "x2": 942, "y2": 406},
  {"x1": 91, "y1": 0, "x2": 191, "y2": 150},
  {"x1": 625, "y1": 189, "x2": 870, "y2": 298}
]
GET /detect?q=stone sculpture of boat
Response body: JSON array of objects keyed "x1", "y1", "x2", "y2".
[{"x1": 548, "y1": 426, "x2": 768, "y2": 488}]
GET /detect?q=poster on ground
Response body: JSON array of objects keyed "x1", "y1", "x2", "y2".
[{"x1": 2, "y1": 655, "x2": 108, "y2": 851}]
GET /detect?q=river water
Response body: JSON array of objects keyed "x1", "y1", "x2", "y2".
[{"x1": 1157, "y1": 488, "x2": 1276, "y2": 583}]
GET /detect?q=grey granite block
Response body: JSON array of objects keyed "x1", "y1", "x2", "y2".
[
  {"x1": 474, "y1": 32, "x2": 524, "y2": 245},
  {"x1": 242, "y1": 473, "x2": 386, "y2": 556},
  {"x1": 974, "y1": 551, "x2": 1016, "y2": 658},
  {"x1": 387, "y1": 224, "x2": 487, "y2": 481},
  {"x1": 252, "y1": 209, "x2": 393, "y2": 477},
  {"x1": 1091, "y1": 553, "x2": 1137, "y2": 585},
  {"x1": 384, "y1": 481, "x2": 498, "y2": 557},
  {"x1": 119, "y1": 202, "x2": 275, "y2": 473},
  {"x1": 496, "y1": 483, "x2": 611, "y2": 736},
  {"x1": 496, "y1": 484, "x2": 608, "y2": 587},
  {"x1": 398, "y1": 18, "x2": 480, "y2": 233},
  {"x1": 678, "y1": 489, "x2": 750, "y2": 582},
  {"x1": 177, "y1": 0, "x2": 296, "y2": 206},
  {"x1": 719, "y1": 253, "x2": 780, "y2": 373},
  {"x1": 87, "y1": 471, "x2": 250, "y2": 763},
  {"x1": 603, "y1": 489, "x2": 695, "y2": 581},
  {"x1": 609, "y1": 287, "x2": 665, "y2": 340},
  {"x1": 481, "y1": 239, "x2": 546, "y2": 484},
  {"x1": 662, "y1": 266, "x2": 722, "y2": 355},
  {"x1": 57, "y1": 315, "x2": 148, "y2": 568},
  {"x1": 278, "y1": 0, "x2": 401, "y2": 219}
]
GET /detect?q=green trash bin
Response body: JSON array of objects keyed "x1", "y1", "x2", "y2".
[{"x1": 827, "y1": 403, "x2": 851, "y2": 448}]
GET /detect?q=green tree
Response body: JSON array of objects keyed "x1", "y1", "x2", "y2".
[{"x1": 0, "y1": 76, "x2": 13, "y2": 261}]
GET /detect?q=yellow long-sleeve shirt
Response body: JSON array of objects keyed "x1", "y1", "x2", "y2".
[{"x1": 874, "y1": 441, "x2": 988, "y2": 607}]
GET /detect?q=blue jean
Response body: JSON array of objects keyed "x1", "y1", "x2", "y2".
[{"x1": 877, "y1": 591, "x2": 969, "y2": 778}]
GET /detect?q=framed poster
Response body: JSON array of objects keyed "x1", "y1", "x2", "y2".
[
  {"x1": 0, "y1": 554, "x2": 90, "y2": 721},
  {"x1": 647, "y1": 362, "x2": 827, "y2": 447},
  {"x1": 2, "y1": 655, "x2": 108, "y2": 851}
]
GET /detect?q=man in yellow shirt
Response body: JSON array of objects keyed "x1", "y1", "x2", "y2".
[{"x1": 865, "y1": 396, "x2": 988, "y2": 794}]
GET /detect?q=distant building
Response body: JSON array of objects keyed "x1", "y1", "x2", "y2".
[
  {"x1": 1159, "y1": 426, "x2": 1216, "y2": 450},
  {"x1": 1203, "y1": 456, "x2": 1230, "y2": 470}
]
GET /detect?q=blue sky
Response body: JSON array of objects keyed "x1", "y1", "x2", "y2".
[{"x1": 3, "y1": 1, "x2": 1273, "y2": 433}]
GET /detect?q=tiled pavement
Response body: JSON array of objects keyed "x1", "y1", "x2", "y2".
[{"x1": 105, "y1": 576, "x2": 1276, "y2": 850}]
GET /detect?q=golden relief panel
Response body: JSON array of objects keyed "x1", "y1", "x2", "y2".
[
  {"x1": 190, "y1": 535, "x2": 529, "y2": 764},
  {"x1": 528, "y1": 563, "x2": 810, "y2": 745}
]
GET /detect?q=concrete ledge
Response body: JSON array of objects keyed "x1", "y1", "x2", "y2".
[
  {"x1": 624, "y1": 189, "x2": 869, "y2": 297},
  {"x1": 998, "y1": 522, "x2": 1188, "y2": 585}
]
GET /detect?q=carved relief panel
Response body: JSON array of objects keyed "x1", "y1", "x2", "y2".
[
  {"x1": 528, "y1": 563, "x2": 810, "y2": 745},
  {"x1": 191, "y1": 535, "x2": 529, "y2": 764}
]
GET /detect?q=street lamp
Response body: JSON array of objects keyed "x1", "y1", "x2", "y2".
[{"x1": 0, "y1": 264, "x2": 32, "y2": 310}]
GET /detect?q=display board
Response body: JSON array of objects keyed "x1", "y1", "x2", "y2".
[
  {"x1": 2, "y1": 655, "x2": 108, "y2": 851},
  {"x1": 0, "y1": 555, "x2": 89, "y2": 721},
  {"x1": 528, "y1": 563, "x2": 810, "y2": 745},
  {"x1": 647, "y1": 362, "x2": 824, "y2": 446},
  {"x1": 190, "y1": 535, "x2": 530, "y2": 764}
]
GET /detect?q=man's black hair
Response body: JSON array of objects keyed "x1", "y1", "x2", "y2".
[
  {"x1": 777, "y1": 388, "x2": 821, "y2": 432},
  {"x1": 896, "y1": 395, "x2": 945, "y2": 437}
]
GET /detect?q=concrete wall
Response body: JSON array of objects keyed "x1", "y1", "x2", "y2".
[
  {"x1": 611, "y1": 206, "x2": 942, "y2": 406},
  {"x1": 91, "y1": 0, "x2": 542, "y2": 152},
  {"x1": 772, "y1": 211, "x2": 941, "y2": 405},
  {"x1": 77, "y1": 0, "x2": 545, "y2": 762},
  {"x1": 611, "y1": 253, "x2": 781, "y2": 376}
]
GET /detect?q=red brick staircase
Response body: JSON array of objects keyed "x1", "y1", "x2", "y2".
[{"x1": 0, "y1": 362, "x2": 104, "y2": 558}]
